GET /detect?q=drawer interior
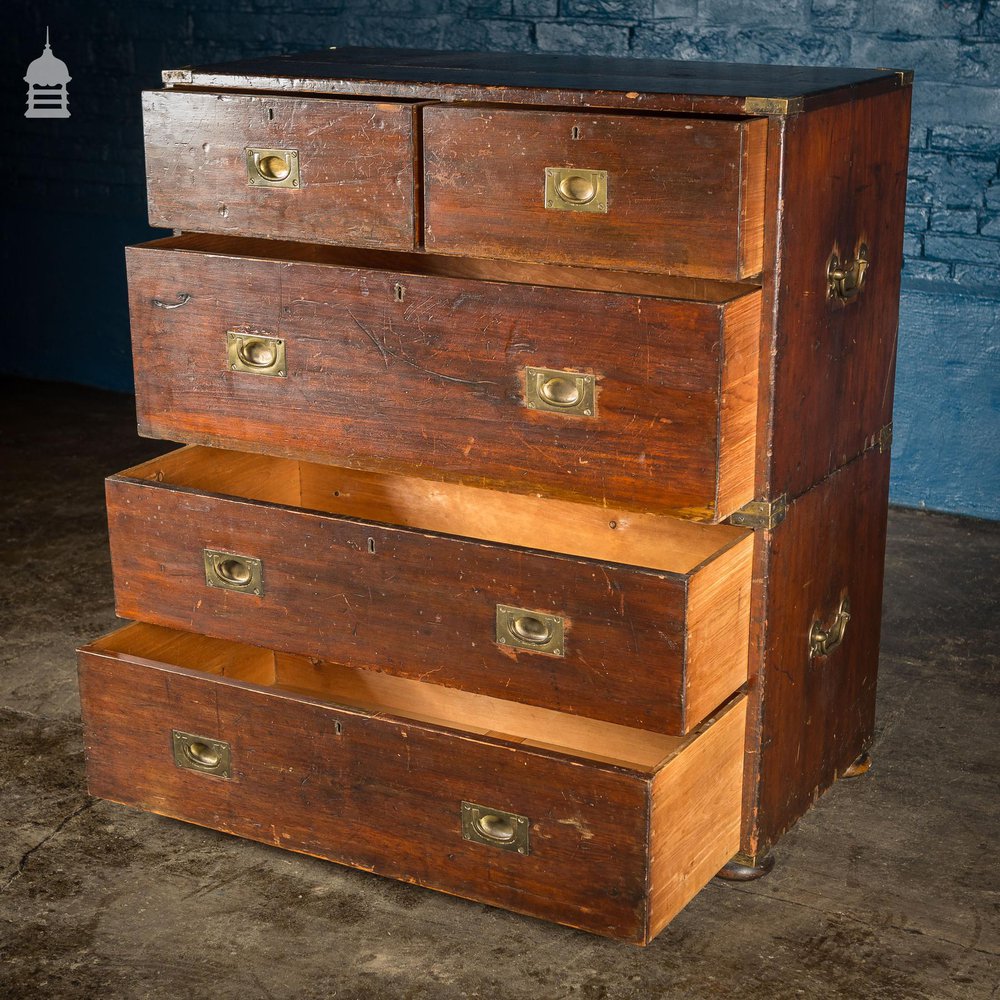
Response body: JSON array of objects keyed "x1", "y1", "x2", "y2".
[
  {"x1": 121, "y1": 445, "x2": 749, "y2": 575},
  {"x1": 90, "y1": 622, "x2": 692, "y2": 771}
]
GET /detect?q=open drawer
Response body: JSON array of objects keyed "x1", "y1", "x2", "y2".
[
  {"x1": 106, "y1": 445, "x2": 753, "y2": 736},
  {"x1": 79, "y1": 622, "x2": 747, "y2": 944},
  {"x1": 127, "y1": 233, "x2": 761, "y2": 522}
]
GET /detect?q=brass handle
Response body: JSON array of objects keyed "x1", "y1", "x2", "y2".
[
  {"x1": 496, "y1": 604, "x2": 564, "y2": 656},
  {"x1": 810, "y1": 596, "x2": 851, "y2": 657},
  {"x1": 172, "y1": 730, "x2": 231, "y2": 778},
  {"x1": 461, "y1": 802, "x2": 530, "y2": 855},
  {"x1": 152, "y1": 292, "x2": 191, "y2": 310},
  {"x1": 203, "y1": 548, "x2": 264, "y2": 596},
  {"x1": 544, "y1": 167, "x2": 608, "y2": 214},
  {"x1": 246, "y1": 147, "x2": 300, "y2": 188},
  {"x1": 828, "y1": 244, "x2": 869, "y2": 302},
  {"x1": 524, "y1": 367, "x2": 596, "y2": 418},
  {"x1": 226, "y1": 331, "x2": 286, "y2": 377}
]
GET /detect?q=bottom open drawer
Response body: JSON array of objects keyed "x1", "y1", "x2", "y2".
[{"x1": 78, "y1": 623, "x2": 746, "y2": 944}]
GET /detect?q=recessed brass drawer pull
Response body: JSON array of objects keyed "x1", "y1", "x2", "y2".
[
  {"x1": 544, "y1": 167, "x2": 608, "y2": 213},
  {"x1": 810, "y1": 596, "x2": 850, "y2": 657},
  {"x1": 496, "y1": 604, "x2": 564, "y2": 656},
  {"x1": 226, "y1": 331, "x2": 286, "y2": 377},
  {"x1": 246, "y1": 146, "x2": 300, "y2": 188},
  {"x1": 172, "y1": 730, "x2": 232, "y2": 778},
  {"x1": 828, "y1": 243, "x2": 869, "y2": 302},
  {"x1": 461, "y1": 801, "x2": 530, "y2": 854},
  {"x1": 524, "y1": 367, "x2": 596, "y2": 418},
  {"x1": 203, "y1": 549, "x2": 264, "y2": 596}
]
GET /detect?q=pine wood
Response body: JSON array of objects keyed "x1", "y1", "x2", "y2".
[
  {"x1": 423, "y1": 106, "x2": 766, "y2": 281},
  {"x1": 647, "y1": 691, "x2": 746, "y2": 939},
  {"x1": 126, "y1": 236, "x2": 761, "y2": 521},
  {"x1": 79, "y1": 622, "x2": 746, "y2": 944},
  {"x1": 106, "y1": 445, "x2": 751, "y2": 735},
  {"x1": 143, "y1": 90, "x2": 420, "y2": 250}
]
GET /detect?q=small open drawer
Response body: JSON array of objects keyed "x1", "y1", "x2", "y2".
[
  {"x1": 79, "y1": 622, "x2": 747, "y2": 944},
  {"x1": 106, "y1": 446, "x2": 753, "y2": 736}
]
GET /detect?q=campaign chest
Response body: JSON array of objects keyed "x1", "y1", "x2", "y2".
[{"x1": 78, "y1": 48, "x2": 911, "y2": 945}]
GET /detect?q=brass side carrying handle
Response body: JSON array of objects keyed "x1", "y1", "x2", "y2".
[
  {"x1": 246, "y1": 147, "x2": 300, "y2": 188},
  {"x1": 226, "y1": 331, "x2": 286, "y2": 377},
  {"x1": 828, "y1": 243, "x2": 870, "y2": 302},
  {"x1": 203, "y1": 548, "x2": 264, "y2": 596},
  {"x1": 544, "y1": 167, "x2": 608, "y2": 213},
  {"x1": 810, "y1": 596, "x2": 851, "y2": 657},
  {"x1": 172, "y1": 730, "x2": 232, "y2": 778},
  {"x1": 524, "y1": 367, "x2": 596, "y2": 418}
]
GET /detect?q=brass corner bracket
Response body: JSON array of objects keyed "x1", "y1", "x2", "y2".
[
  {"x1": 743, "y1": 96, "x2": 805, "y2": 116},
  {"x1": 877, "y1": 422, "x2": 894, "y2": 453},
  {"x1": 729, "y1": 494, "x2": 788, "y2": 530},
  {"x1": 162, "y1": 68, "x2": 193, "y2": 86}
]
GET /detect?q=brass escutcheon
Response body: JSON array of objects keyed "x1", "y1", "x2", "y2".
[
  {"x1": 226, "y1": 331, "x2": 286, "y2": 377},
  {"x1": 461, "y1": 801, "x2": 530, "y2": 854},
  {"x1": 810, "y1": 596, "x2": 851, "y2": 657},
  {"x1": 544, "y1": 167, "x2": 608, "y2": 213},
  {"x1": 246, "y1": 147, "x2": 300, "y2": 188},
  {"x1": 496, "y1": 604, "x2": 565, "y2": 656},
  {"x1": 172, "y1": 730, "x2": 232, "y2": 778},
  {"x1": 524, "y1": 367, "x2": 596, "y2": 418},
  {"x1": 203, "y1": 549, "x2": 264, "y2": 596}
]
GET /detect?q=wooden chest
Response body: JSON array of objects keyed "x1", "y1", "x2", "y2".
[{"x1": 79, "y1": 48, "x2": 911, "y2": 944}]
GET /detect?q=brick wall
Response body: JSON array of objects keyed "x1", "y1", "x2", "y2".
[{"x1": 8, "y1": 1, "x2": 999, "y2": 518}]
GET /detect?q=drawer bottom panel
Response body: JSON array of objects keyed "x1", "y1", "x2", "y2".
[{"x1": 78, "y1": 623, "x2": 746, "y2": 944}]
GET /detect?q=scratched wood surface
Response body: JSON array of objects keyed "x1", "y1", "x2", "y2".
[
  {"x1": 104, "y1": 446, "x2": 752, "y2": 735},
  {"x1": 127, "y1": 238, "x2": 761, "y2": 521},
  {"x1": 78, "y1": 629, "x2": 653, "y2": 942},
  {"x1": 143, "y1": 90, "x2": 420, "y2": 249},
  {"x1": 424, "y1": 107, "x2": 767, "y2": 280}
]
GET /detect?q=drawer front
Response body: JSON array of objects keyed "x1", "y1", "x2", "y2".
[
  {"x1": 127, "y1": 240, "x2": 760, "y2": 521},
  {"x1": 78, "y1": 623, "x2": 748, "y2": 943},
  {"x1": 78, "y1": 631, "x2": 651, "y2": 941},
  {"x1": 143, "y1": 91, "x2": 419, "y2": 249},
  {"x1": 106, "y1": 447, "x2": 753, "y2": 736},
  {"x1": 424, "y1": 107, "x2": 766, "y2": 279}
]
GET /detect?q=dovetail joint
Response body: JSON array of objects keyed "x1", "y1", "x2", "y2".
[{"x1": 728, "y1": 494, "x2": 788, "y2": 530}]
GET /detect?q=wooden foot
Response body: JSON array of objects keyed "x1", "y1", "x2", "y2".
[
  {"x1": 716, "y1": 852, "x2": 775, "y2": 882},
  {"x1": 843, "y1": 751, "x2": 872, "y2": 778}
]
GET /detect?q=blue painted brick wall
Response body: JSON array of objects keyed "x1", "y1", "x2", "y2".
[{"x1": 8, "y1": 1, "x2": 999, "y2": 518}]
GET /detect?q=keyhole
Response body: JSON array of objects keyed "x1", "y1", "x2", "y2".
[
  {"x1": 394, "y1": 283, "x2": 405, "y2": 302},
  {"x1": 571, "y1": 125, "x2": 581, "y2": 140},
  {"x1": 367, "y1": 537, "x2": 376, "y2": 554},
  {"x1": 267, "y1": 108, "x2": 275, "y2": 121}
]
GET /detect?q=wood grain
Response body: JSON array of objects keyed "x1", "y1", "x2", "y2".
[
  {"x1": 143, "y1": 90, "x2": 419, "y2": 249},
  {"x1": 127, "y1": 239, "x2": 762, "y2": 521},
  {"x1": 106, "y1": 446, "x2": 752, "y2": 735},
  {"x1": 78, "y1": 629, "x2": 653, "y2": 942},
  {"x1": 646, "y1": 693, "x2": 746, "y2": 941},
  {"x1": 423, "y1": 106, "x2": 764, "y2": 280}
]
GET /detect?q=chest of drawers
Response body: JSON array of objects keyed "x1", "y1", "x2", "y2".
[{"x1": 78, "y1": 48, "x2": 911, "y2": 945}]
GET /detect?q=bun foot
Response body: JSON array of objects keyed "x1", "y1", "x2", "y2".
[
  {"x1": 843, "y1": 751, "x2": 872, "y2": 778},
  {"x1": 716, "y1": 852, "x2": 775, "y2": 882}
]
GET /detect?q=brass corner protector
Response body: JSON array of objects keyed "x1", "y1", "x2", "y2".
[
  {"x1": 878, "y1": 67, "x2": 915, "y2": 86},
  {"x1": 743, "y1": 96, "x2": 804, "y2": 116},
  {"x1": 728, "y1": 494, "x2": 788, "y2": 530},
  {"x1": 162, "y1": 68, "x2": 193, "y2": 86}
]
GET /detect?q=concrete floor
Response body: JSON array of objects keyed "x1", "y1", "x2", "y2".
[{"x1": 0, "y1": 377, "x2": 997, "y2": 1000}]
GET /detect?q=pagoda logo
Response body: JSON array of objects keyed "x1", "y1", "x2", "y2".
[{"x1": 25, "y1": 28, "x2": 71, "y2": 118}]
